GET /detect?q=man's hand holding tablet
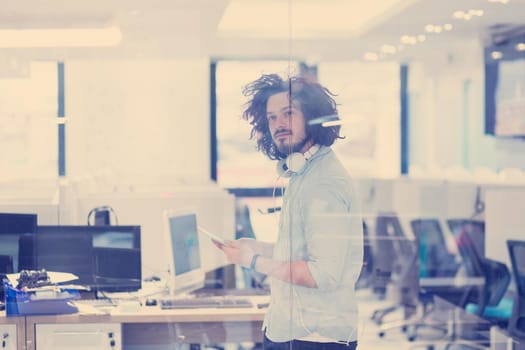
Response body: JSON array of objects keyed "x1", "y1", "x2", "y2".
[{"x1": 198, "y1": 226, "x2": 231, "y2": 247}]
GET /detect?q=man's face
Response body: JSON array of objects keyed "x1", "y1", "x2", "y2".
[{"x1": 266, "y1": 92, "x2": 310, "y2": 155}]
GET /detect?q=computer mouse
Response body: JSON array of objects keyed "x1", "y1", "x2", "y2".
[
  {"x1": 145, "y1": 298, "x2": 157, "y2": 306},
  {"x1": 144, "y1": 275, "x2": 161, "y2": 282}
]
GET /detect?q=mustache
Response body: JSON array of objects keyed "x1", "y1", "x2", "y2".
[{"x1": 274, "y1": 129, "x2": 292, "y2": 137}]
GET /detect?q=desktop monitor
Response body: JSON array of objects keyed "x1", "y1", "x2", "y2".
[
  {"x1": 35, "y1": 225, "x2": 142, "y2": 292},
  {"x1": 163, "y1": 209, "x2": 205, "y2": 295},
  {"x1": 0, "y1": 212, "x2": 37, "y2": 273},
  {"x1": 0, "y1": 212, "x2": 37, "y2": 302},
  {"x1": 447, "y1": 219, "x2": 485, "y2": 257},
  {"x1": 377, "y1": 215, "x2": 417, "y2": 277},
  {"x1": 411, "y1": 219, "x2": 459, "y2": 278},
  {"x1": 372, "y1": 214, "x2": 413, "y2": 295}
]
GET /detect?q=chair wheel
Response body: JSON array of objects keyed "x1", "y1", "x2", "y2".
[
  {"x1": 401, "y1": 325, "x2": 408, "y2": 332},
  {"x1": 408, "y1": 335, "x2": 416, "y2": 342},
  {"x1": 378, "y1": 331, "x2": 385, "y2": 338}
]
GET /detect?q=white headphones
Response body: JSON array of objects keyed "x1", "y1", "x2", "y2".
[{"x1": 276, "y1": 144, "x2": 320, "y2": 178}]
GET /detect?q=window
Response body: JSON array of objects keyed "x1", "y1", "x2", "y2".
[{"x1": 215, "y1": 60, "x2": 299, "y2": 189}]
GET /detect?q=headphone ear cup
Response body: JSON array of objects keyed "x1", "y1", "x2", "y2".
[
  {"x1": 286, "y1": 152, "x2": 307, "y2": 173},
  {"x1": 276, "y1": 153, "x2": 307, "y2": 177}
]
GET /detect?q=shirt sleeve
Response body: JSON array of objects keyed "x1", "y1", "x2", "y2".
[{"x1": 302, "y1": 181, "x2": 363, "y2": 291}]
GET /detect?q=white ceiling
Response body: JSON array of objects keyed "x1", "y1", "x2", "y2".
[{"x1": 0, "y1": 0, "x2": 524, "y2": 62}]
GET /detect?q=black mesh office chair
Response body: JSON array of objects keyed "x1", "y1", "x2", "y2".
[
  {"x1": 454, "y1": 227, "x2": 511, "y2": 322},
  {"x1": 507, "y1": 240, "x2": 525, "y2": 344},
  {"x1": 406, "y1": 220, "x2": 511, "y2": 349},
  {"x1": 431, "y1": 226, "x2": 510, "y2": 349}
]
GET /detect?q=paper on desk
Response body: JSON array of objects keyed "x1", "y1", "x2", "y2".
[{"x1": 5, "y1": 271, "x2": 79, "y2": 287}]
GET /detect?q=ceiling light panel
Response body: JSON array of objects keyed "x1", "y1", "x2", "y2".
[{"x1": 217, "y1": 0, "x2": 412, "y2": 39}]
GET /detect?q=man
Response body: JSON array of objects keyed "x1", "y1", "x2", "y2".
[{"x1": 216, "y1": 74, "x2": 363, "y2": 350}]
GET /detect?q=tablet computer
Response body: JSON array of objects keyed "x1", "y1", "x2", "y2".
[{"x1": 198, "y1": 226, "x2": 230, "y2": 246}]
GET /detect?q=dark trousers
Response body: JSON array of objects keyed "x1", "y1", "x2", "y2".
[{"x1": 263, "y1": 334, "x2": 358, "y2": 350}]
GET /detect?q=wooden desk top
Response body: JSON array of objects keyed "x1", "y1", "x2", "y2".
[{"x1": 25, "y1": 295, "x2": 269, "y2": 324}]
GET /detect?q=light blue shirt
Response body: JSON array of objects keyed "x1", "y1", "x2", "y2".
[{"x1": 263, "y1": 146, "x2": 363, "y2": 343}]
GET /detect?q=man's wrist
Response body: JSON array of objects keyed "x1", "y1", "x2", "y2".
[{"x1": 250, "y1": 253, "x2": 261, "y2": 271}]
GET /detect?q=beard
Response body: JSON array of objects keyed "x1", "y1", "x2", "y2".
[{"x1": 275, "y1": 135, "x2": 311, "y2": 156}]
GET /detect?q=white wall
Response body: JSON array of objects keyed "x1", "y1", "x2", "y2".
[
  {"x1": 65, "y1": 58, "x2": 211, "y2": 183},
  {"x1": 408, "y1": 39, "x2": 525, "y2": 173}
]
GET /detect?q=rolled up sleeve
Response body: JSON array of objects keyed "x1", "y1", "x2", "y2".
[{"x1": 302, "y1": 182, "x2": 362, "y2": 291}]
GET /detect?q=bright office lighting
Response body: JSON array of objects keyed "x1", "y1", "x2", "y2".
[
  {"x1": 381, "y1": 44, "x2": 397, "y2": 54},
  {"x1": 363, "y1": 52, "x2": 379, "y2": 61},
  {"x1": 400, "y1": 35, "x2": 417, "y2": 45},
  {"x1": 471, "y1": 9, "x2": 484, "y2": 16},
  {"x1": 0, "y1": 27, "x2": 122, "y2": 48},
  {"x1": 217, "y1": 0, "x2": 413, "y2": 38},
  {"x1": 452, "y1": 11, "x2": 465, "y2": 19},
  {"x1": 452, "y1": 9, "x2": 483, "y2": 21},
  {"x1": 491, "y1": 51, "x2": 503, "y2": 59},
  {"x1": 516, "y1": 43, "x2": 525, "y2": 51}
]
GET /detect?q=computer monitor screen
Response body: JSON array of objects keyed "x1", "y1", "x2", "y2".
[
  {"x1": 36, "y1": 225, "x2": 141, "y2": 292},
  {"x1": 371, "y1": 214, "x2": 407, "y2": 294},
  {"x1": 411, "y1": 219, "x2": 459, "y2": 278},
  {"x1": 447, "y1": 219, "x2": 485, "y2": 257},
  {"x1": 377, "y1": 214, "x2": 414, "y2": 256},
  {"x1": 374, "y1": 213, "x2": 419, "y2": 303},
  {"x1": 0, "y1": 212, "x2": 37, "y2": 273},
  {"x1": 163, "y1": 209, "x2": 205, "y2": 295}
]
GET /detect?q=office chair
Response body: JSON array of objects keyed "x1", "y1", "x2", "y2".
[
  {"x1": 0, "y1": 255, "x2": 13, "y2": 274},
  {"x1": 356, "y1": 219, "x2": 375, "y2": 290},
  {"x1": 507, "y1": 240, "x2": 525, "y2": 345},
  {"x1": 0, "y1": 255, "x2": 14, "y2": 303},
  {"x1": 87, "y1": 205, "x2": 118, "y2": 226},
  {"x1": 378, "y1": 218, "x2": 457, "y2": 341},
  {"x1": 18, "y1": 233, "x2": 35, "y2": 271},
  {"x1": 371, "y1": 214, "x2": 420, "y2": 331},
  {"x1": 455, "y1": 228, "x2": 512, "y2": 326},
  {"x1": 415, "y1": 222, "x2": 512, "y2": 350},
  {"x1": 369, "y1": 213, "x2": 402, "y2": 302}
]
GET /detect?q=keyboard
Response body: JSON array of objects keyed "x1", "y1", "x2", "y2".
[
  {"x1": 159, "y1": 296, "x2": 253, "y2": 309},
  {"x1": 75, "y1": 298, "x2": 116, "y2": 307}
]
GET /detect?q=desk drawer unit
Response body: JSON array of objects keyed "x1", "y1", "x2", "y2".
[
  {"x1": 35, "y1": 323, "x2": 121, "y2": 350},
  {"x1": 0, "y1": 325, "x2": 17, "y2": 350}
]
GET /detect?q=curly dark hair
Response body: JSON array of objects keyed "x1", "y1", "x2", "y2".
[{"x1": 242, "y1": 74, "x2": 344, "y2": 160}]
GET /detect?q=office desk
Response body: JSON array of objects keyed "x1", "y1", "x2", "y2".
[
  {"x1": 420, "y1": 276, "x2": 485, "y2": 288},
  {"x1": 24, "y1": 296, "x2": 268, "y2": 350}
]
